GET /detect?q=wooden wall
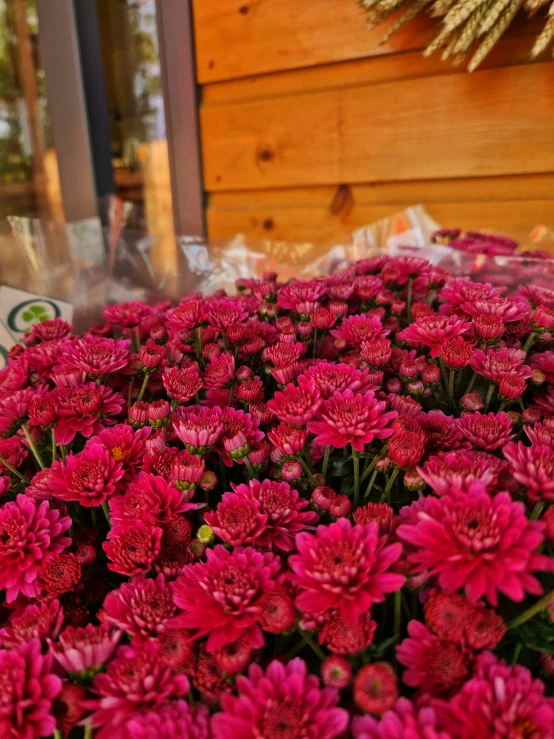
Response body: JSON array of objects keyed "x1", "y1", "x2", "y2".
[{"x1": 192, "y1": 1, "x2": 554, "y2": 246}]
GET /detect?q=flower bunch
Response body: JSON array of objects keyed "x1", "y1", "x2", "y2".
[{"x1": 0, "y1": 240, "x2": 553, "y2": 736}]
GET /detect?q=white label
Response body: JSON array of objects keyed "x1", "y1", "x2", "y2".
[
  {"x1": 0, "y1": 319, "x2": 16, "y2": 370},
  {"x1": 0, "y1": 286, "x2": 74, "y2": 341}
]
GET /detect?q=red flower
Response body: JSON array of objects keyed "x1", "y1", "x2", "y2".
[
  {"x1": 88, "y1": 641, "x2": 189, "y2": 731},
  {"x1": 320, "y1": 612, "x2": 377, "y2": 655},
  {"x1": 54, "y1": 383, "x2": 124, "y2": 445},
  {"x1": 162, "y1": 366, "x2": 202, "y2": 403},
  {"x1": 49, "y1": 443, "x2": 125, "y2": 507},
  {"x1": 212, "y1": 658, "x2": 348, "y2": 739},
  {"x1": 331, "y1": 313, "x2": 388, "y2": 347},
  {"x1": 103, "y1": 301, "x2": 155, "y2": 328},
  {"x1": 39, "y1": 552, "x2": 81, "y2": 597},
  {"x1": 255, "y1": 588, "x2": 296, "y2": 633},
  {"x1": 470, "y1": 347, "x2": 532, "y2": 383},
  {"x1": 401, "y1": 315, "x2": 471, "y2": 358},
  {"x1": 0, "y1": 495, "x2": 71, "y2": 602},
  {"x1": 397, "y1": 484, "x2": 550, "y2": 605},
  {"x1": 389, "y1": 427, "x2": 426, "y2": 469},
  {"x1": 354, "y1": 662, "x2": 398, "y2": 715},
  {"x1": 0, "y1": 599, "x2": 64, "y2": 649},
  {"x1": 458, "y1": 411, "x2": 514, "y2": 450},
  {"x1": 308, "y1": 389, "x2": 397, "y2": 452},
  {"x1": 441, "y1": 336, "x2": 473, "y2": 369},
  {"x1": 0, "y1": 639, "x2": 62, "y2": 738},
  {"x1": 103, "y1": 521, "x2": 162, "y2": 576},
  {"x1": 290, "y1": 518, "x2": 405, "y2": 623},
  {"x1": 172, "y1": 545, "x2": 281, "y2": 651},
  {"x1": 503, "y1": 441, "x2": 554, "y2": 501},
  {"x1": 418, "y1": 450, "x2": 506, "y2": 495},
  {"x1": 267, "y1": 423, "x2": 308, "y2": 456},
  {"x1": 322, "y1": 655, "x2": 352, "y2": 689},
  {"x1": 56, "y1": 336, "x2": 130, "y2": 378},
  {"x1": 267, "y1": 379, "x2": 321, "y2": 426},
  {"x1": 101, "y1": 574, "x2": 176, "y2": 638}
]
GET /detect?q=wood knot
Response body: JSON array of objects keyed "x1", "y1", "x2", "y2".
[
  {"x1": 330, "y1": 184, "x2": 354, "y2": 217},
  {"x1": 257, "y1": 147, "x2": 274, "y2": 163},
  {"x1": 262, "y1": 218, "x2": 275, "y2": 231},
  {"x1": 239, "y1": 5, "x2": 249, "y2": 14}
]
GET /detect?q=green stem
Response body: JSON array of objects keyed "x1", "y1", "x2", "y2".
[
  {"x1": 322, "y1": 446, "x2": 331, "y2": 478},
  {"x1": 91, "y1": 506, "x2": 99, "y2": 529},
  {"x1": 438, "y1": 356, "x2": 450, "y2": 402},
  {"x1": 243, "y1": 457, "x2": 256, "y2": 480},
  {"x1": 484, "y1": 383, "x2": 495, "y2": 412},
  {"x1": 51, "y1": 428, "x2": 57, "y2": 462},
  {"x1": 228, "y1": 382, "x2": 236, "y2": 407},
  {"x1": 447, "y1": 368, "x2": 456, "y2": 406},
  {"x1": 296, "y1": 626, "x2": 325, "y2": 660},
  {"x1": 465, "y1": 370, "x2": 477, "y2": 395},
  {"x1": 312, "y1": 329, "x2": 318, "y2": 358},
  {"x1": 381, "y1": 468, "x2": 399, "y2": 503},
  {"x1": 54, "y1": 729, "x2": 62, "y2": 739},
  {"x1": 406, "y1": 278, "x2": 413, "y2": 321},
  {"x1": 426, "y1": 288, "x2": 436, "y2": 306},
  {"x1": 188, "y1": 688, "x2": 196, "y2": 708},
  {"x1": 352, "y1": 447, "x2": 360, "y2": 509},
  {"x1": 530, "y1": 501, "x2": 545, "y2": 521},
  {"x1": 498, "y1": 401, "x2": 506, "y2": 413},
  {"x1": 285, "y1": 634, "x2": 309, "y2": 660},
  {"x1": 127, "y1": 377, "x2": 135, "y2": 409},
  {"x1": 364, "y1": 468, "x2": 379, "y2": 499},
  {"x1": 358, "y1": 443, "x2": 389, "y2": 488},
  {"x1": 511, "y1": 643, "x2": 522, "y2": 665},
  {"x1": 507, "y1": 589, "x2": 554, "y2": 629},
  {"x1": 522, "y1": 331, "x2": 536, "y2": 354},
  {"x1": 84, "y1": 723, "x2": 93, "y2": 739},
  {"x1": 394, "y1": 588, "x2": 402, "y2": 640},
  {"x1": 22, "y1": 423, "x2": 44, "y2": 469},
  {"x1": 0, "y1": 455, "x2": 27, "y2": 482},
  {"x1": 299, "y1": 458, "x2": 316, "y2": 483},
  {"x1": 136, "y1": 374, "x2": 150, "y2": 403},
  {"x1": 60, "y1": 444, "x2": 68, "y2": 461},
  {"x1": 101, "y1": 501, "x2": 111, "y2": 526}
]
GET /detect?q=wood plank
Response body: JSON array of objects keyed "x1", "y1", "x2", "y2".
[
  {"x1": 192, "y1": 0, "x2": 436, "y2": 83},
  {"x1": 193, "y1": 0, "x2": 543, "y2": 83},
  {"x1": 200, "y1": 62, "x2": 554, "y2": 191},
  {"x1": 202, "y1": 35, "x2": 545, "y2": 105},
  {"x1": 206, "y1": 196, "x2": 554, "y2": 247},
  {"x1": 209, "y1": 175, "x2": 554, "y2": 209}
]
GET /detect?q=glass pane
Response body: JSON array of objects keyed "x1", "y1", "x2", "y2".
[
  {"x1": 96, "y1": 0, "x2": 175, "y2": 241},
  {"x1": 0, "y1": 0, "x2": 62, "y2": 221}
]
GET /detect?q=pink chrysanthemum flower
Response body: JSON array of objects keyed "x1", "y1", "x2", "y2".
[
  {"x1": 418, "y1": 450, "x2": 506, "y2": 494},
  {"x1": 461, "y1": 296, "x2": 528, "y2": 322},
  {"x1": 212, "y1": 658, "x2": 348, "y2": 739},
  {"x1": 438, "y1": 278, "x2": 503, "y2": 307},
  {"x1": 267, "y1": 379, "x2": 322, "y2": 426},
  {"x1": 503, "y1": 441, "x2": 554, "y2": 501},
  {"x1": 330, "y1": 313, "x2": 389, "y2": 347},
  {"x1": 0, "y1": 385, "x2": 43, "y2": 437},
  {"x1": 0, "y1": 437, "x2": 27, "y2": 475},
  {"x1": 267, "y1": 423, "x2": 307, "y2": 456},
  {"x1": 0, "y1": 475, "x2": 10, "y2": 497},
  {"x1": 458, "y1": 411, "x2": 514, "y2": 450},
  {"x1": 400, "y1": 315, "x2": 471, "y2": 358},
  {"x1": 215, "y1": 406, "x2": 264, "y2": 465},
  {"x1": 319, "y1": 612, "x2": 377, "y2": 655},
  {"x1": 26, "y1": 338, "x2": 71, "y2": 374},
  {"x1": 525, "y1": 419, "x2": 554, "y2": 447},
  {"x1": 49, "y1": 442, "x2": 125, "y2": 507},
  {"x1": 470, "y1": 347, "x2": 532, "y2": 383},
  {"x1": 530, "y1": 350, "x2": 554, "y2": 383},
  {"x1": 103, "y1": 301, "x2": 155, "y2": 328},
  {"x1": 173, "y1": 406, "x2": 223, "y2": 454},
  {"x1": 206, "y1": 297, "x2": 248, "y2": 332},
  {"x1": 123, "y1": 701, "x2": 211, "y2": 739},
  {"x1": 88, "y1": 640, "x2": 189, "y2": 733},
  {"x1": 166, "y1": 299, "x2": 207, "y2": 331},
  {"x1": 298, "y1": 361, "x2": 378, "y2": 399},
  {"x1": 103, "y1": 521, "x2": 162, "y2": 577},
  {"x1": 55, "y1": 336, "x2": 130, "y2": 378},
  {"x1": 278, "y1": 280, "x2": 328, "y2": 312},
  {"x1": 289, "y1": 518, "x2": 405, "y2": 623},
  {"x1": 54, "y1": 382, "x2": 124, "y2": 444},
  {"x1": 101, "y1": 574, "x2": 176, "y2": 638},
  {"x1": 351, "y1": 697, "x2": 451, "y2": 739},
  {"x1": 91, "y1": 423, "x2": 151, "y2": 484},
  {"x1": 109, "y1": 471, "x2": 196, "y2": 526},
  {"x1": 397, "y1": 484, "x2": 550, "y2": 605},
  {"x1": 204, "y1": 491, "x2": 267, "y2": 547},
  {"x1": 162, "y1": 366, "x2": 202, "y2": 403},
  {"x1": 307, "y1": 389, "x2": 397, "y2": 452},
  {"x1": 202, "y1": 352, "x2": 235, "y2": 389},
  {"x1": 49, "y1": 623, "x2": 121, "y2": 676},
  {"x1": 0, "y1": 638, "x2": 62, "y2": 739},
  {"x1": 435, "y1": 652, "x2": 554, "y2": 738},
  {"x1": 0, "y1": 495, "x2": 71, "y2": 602},
  {"x1": 23, "y1": 317, "x2": 72, "y2": 345},
  {"x1": 0, "y1": 355, "x2": 29, "y2": 394},
  {"x1": 172, "y1": 545, "x2": 281, "y2": 651},
  {"x1": 0, "y1": 599, "x2": 64, "y2": 649},
  {"x1": 224, "y1": 478, "x2": 319, "y2": 551},
  {"x1": 397, "y1": 620, "x2": 469, "y2": 696}
]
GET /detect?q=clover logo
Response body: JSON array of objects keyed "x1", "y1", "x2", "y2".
[{"x1": 7, "y1": 299, "x2": 60, "y2": 334}]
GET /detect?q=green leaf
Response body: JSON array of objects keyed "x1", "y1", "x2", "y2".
[
  {"x1": 372, "y1": 634, "x2": 399, "y2": 658},
  {"x1": 331, "y1": 457, "x2": 352, "y2": 477},
  {"x1": 21, "y1": 311, "x2": 33, "y2": 322},
  {"x1": 30, "y1": 305, "x2": 45, "y2": 315}
]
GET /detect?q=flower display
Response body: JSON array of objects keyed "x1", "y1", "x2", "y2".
[{"x1": 0, "y1": 244, "x2": 553, "y2": 735}]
